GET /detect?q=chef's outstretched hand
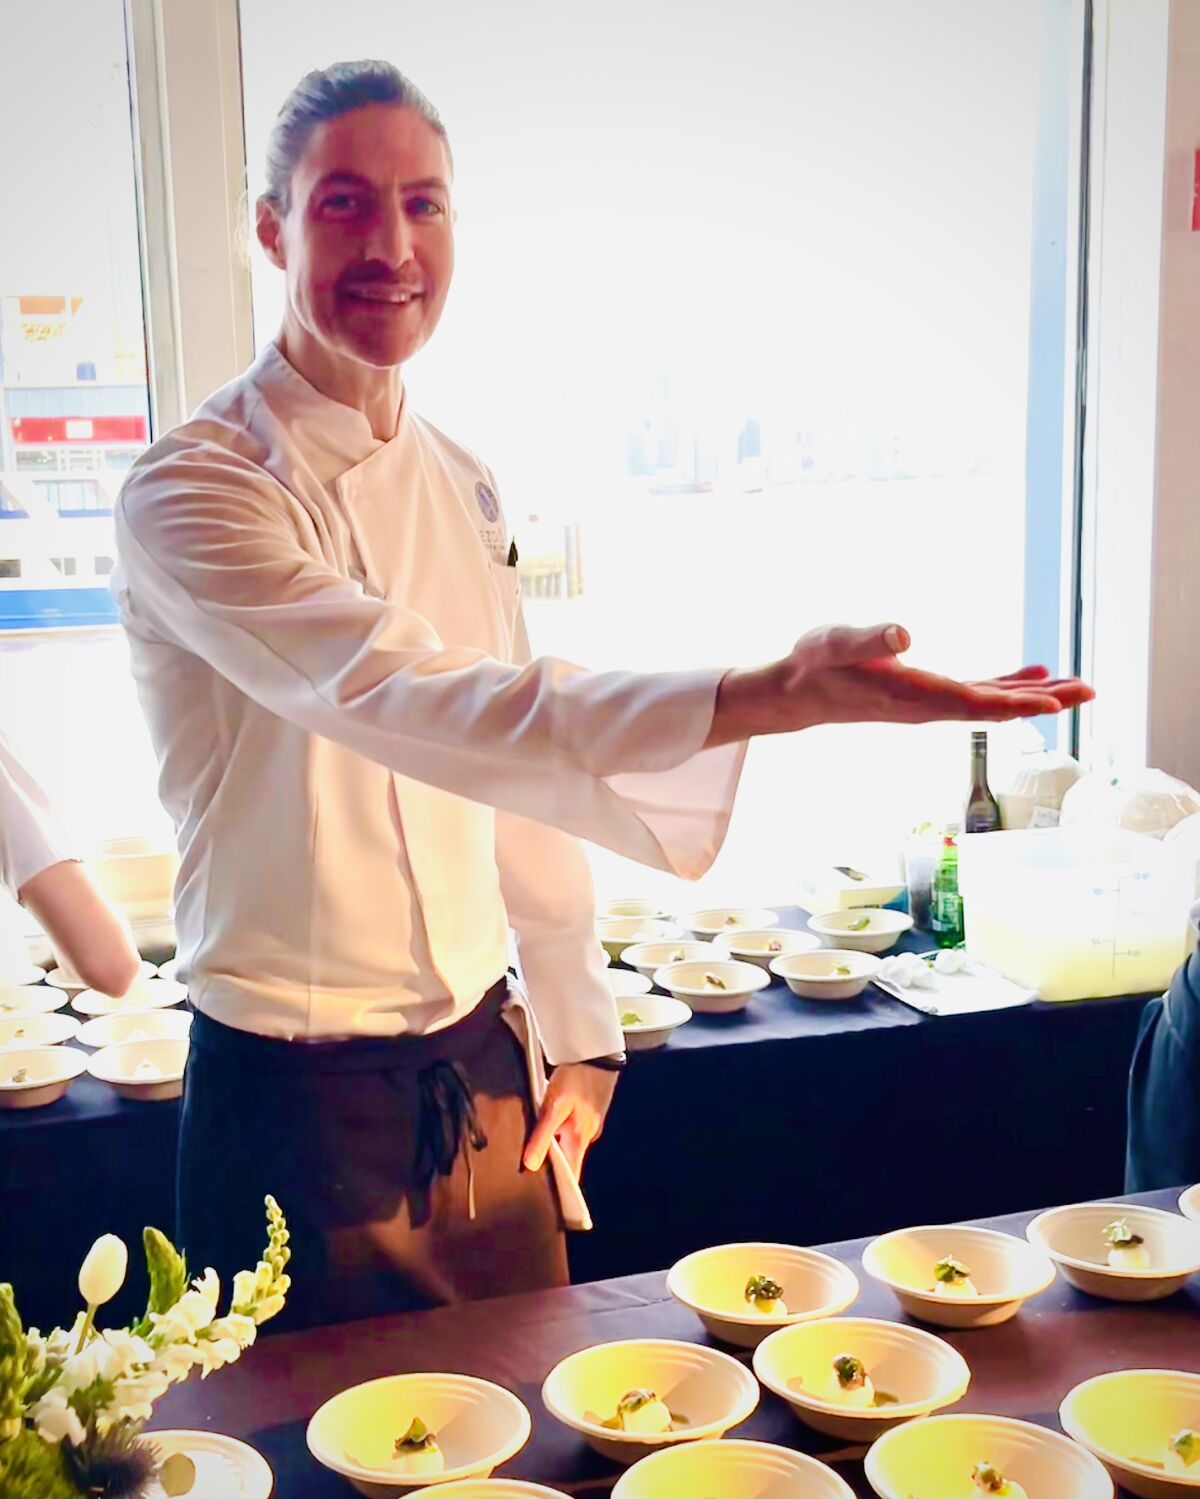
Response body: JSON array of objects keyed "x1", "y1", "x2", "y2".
[
  {"x1": 705, "y1": 623, "x2": 1095, "y2": 748},
  {"x1": 523, "y1": 1062, "x2": 618, "y2": 1179}
]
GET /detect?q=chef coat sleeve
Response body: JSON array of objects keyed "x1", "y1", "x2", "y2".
[
  {"x1": 494, "y1": 601, "x2": 624, "y2": 1065},
  {"x1": 115, "y1": 442, "x2": 747, "y2": 878},
  {"x1": 0, "y1": 732, "x2": 78, "y2": 900}
]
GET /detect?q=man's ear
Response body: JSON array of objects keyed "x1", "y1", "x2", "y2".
[{"x1": 256, "y1": 196, "x2": 287, "y2": 270}]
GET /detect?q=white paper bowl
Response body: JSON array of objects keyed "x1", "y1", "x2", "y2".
[
  {"x1": 617, "y1": 995, "x2": 692, "y2": 1051},
  {"x1": 711, "y1": 927, "x2": 822, "y2": 970},
  {"x1": 307, "y1": 1372, "x2": 532, "y2": 1498},
  {"x1": 143, "y1": 1430, "x2": 273, "y2": 1498},
  {"x1": 597, "y1": 918, "x2": 684, "y2": 962},
  {"x1": 599, "y1": 898, "x2": 670, "y2": 921},
  {"x1": 0, "y1": 1044, "x2": 87, "y2": 1109},
  {"x1": 667, "y1": 1242, "x2": 859, "y2": 1349},
  {"x1": 87, "y1": 1037, "x2": 188, "y2": 1101},
  {"x1": 677, "y1": 907, "x2": 780, "y2": 939},
  {"x1": 76, "y1": 1008, "x2": 194, "y2": 1050},
  {"x1": 807, "y1": 908, "x2": 915, "y2": 955},
  {"x1": 1060, "y1": 1369, "x2": 1200, "y2": 1499},
  {"x1": 611, "y1": 1439, "x2": 855, "y2": 1499},
  {"x1": 542, "y1": 1337, "x2": 759, "y2": 1466},
  {"x1": 620, "y1": 940, "x2": 713, "y2": 979},
  {"x1": 1180, "y1": 1184, "x2": 1200, "y2": 1224},
  {"x1": 862, "y1": 1224, "x2": 1056, "y2": 1328},
  {"x1": 864, "y1": 1412, "x2": 1114, "y2": 1499},
  {"x1": 87, "y1": 836, "x2": 179, "y2": 921},
  {"x1": 754, "y1": 1316, "x2": 971, "y2": 1442},
  {"x1": 769, "y1": 950, "x2": 883, "y2": 1001},
  {"x1": 652, "y1": 959, "x2": 770, "y2": 1015},
  {"x1": 0, "y1": 960, "x2": 51, "y2": 988},
  {"x1": 0, "y1": 1011, "x2": 81, "y2": 1049},
  {"x1": 46, "y1": 959, "x2": 156, "y2": 994},
  {"x1": 0, "y1": 985, "x2": 68, "y2": 1019},
  {"x1": 1026, "y1": 1202, "x2": 1200, "y2": 1302},
  {"x1": 410, "y1": 1484, "x2": 568, "y2": 1499},
  {"x1": 72, "y1": 977, "x2": 188, "y2": 1017},
  {"x1": 605, "y1": 969, "x2": 654, "y2": 1000}
]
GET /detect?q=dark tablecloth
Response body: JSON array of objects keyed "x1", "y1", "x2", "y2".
[
  {"x1": 149, "y1": 1188, "x2": 1199, "y2": 1498},
  {"x1": 1, "y1": 913, "x2": 1153, "y2": 1328}
]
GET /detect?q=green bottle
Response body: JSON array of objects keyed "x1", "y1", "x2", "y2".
[{"x1": 930, "y1": 833, "x2": 965, "y2": 948}]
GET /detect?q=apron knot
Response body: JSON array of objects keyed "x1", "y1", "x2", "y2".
[{"x1": 415, "y1": 1059, "x2": 489, "y2": 1219}]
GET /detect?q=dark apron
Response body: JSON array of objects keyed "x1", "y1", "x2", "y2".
[
  {"x1": 1126, "y1": 941, "x2": 1200, "y2": 1192},
  {"x1": 177, "y1": 978, "x2": 567, "y2": 1333}
]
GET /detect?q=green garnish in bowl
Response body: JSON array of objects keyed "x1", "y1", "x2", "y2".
[
  {"x1": 972, "y1": 1461, "x2": 1006, "y2": 1493},
  {"x1": 848, "y1": 915, "x2": 871, "y2": 932},
  {"x1": 833, "y1": 964, "x2": 852, "y2": 977},
  {"x1": 832, "y1": 1353, "x2": 867, "y2": 1390},
  {"x1": 934, "y1": 1255, "x2": 972, "y2": 1284},
  {"x1": 1102, "y1": 1217, "x2": 1144, "y2": 1248},
  {"x1": 744, "y1": 1273, "x2": 784, "y2": 1308},
  {"x1": 1170, "y1": 1430, "x2": 1200, "y2": 1467},
  {"x1": 395, "y1": 1417, "x2": 437, "y2": 1455},
  {"x1": 620, "y1": 1010, "x2": 642, "y2": 1027}
]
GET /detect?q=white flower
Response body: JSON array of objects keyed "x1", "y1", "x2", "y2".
[
  {"x1": 23, "y1": 1327, "x2": 47, "y2": 1379},
  {"x1": 96, "y1": 1328, "x2": 155, "y2": 1378},
  {"x1": 97, "y1": 1367, "x2": 172, "y2": 1431},
  {"x1": 57, "y1": 1334, "x2": 122, "y2": 1395},
  {"x1": 150, "y1": 1287, "x2": 217, "y2": 1345},
  {"x1": 78, "y1": 1235, "x2": 128, "y2": 1307},
  {"x1": 151, "y1": 1342, "x2": 205, "y2": 1385},
  {"x1": 192, "y1": 1267, "x2": 220, "y2": 1307},
  {"x1": 31, "y1": 1386, "x2": 87, "y2": 1447},
  {"x1": 208, "y1": 1313, "x2": 256, "y2": 1352},
  {"x1": 252, "y1": 1293, "x2": 286, "y2": 1326},
  {"x1": 231, "y1": 1269, "x2": 257, "y2": 1311}
]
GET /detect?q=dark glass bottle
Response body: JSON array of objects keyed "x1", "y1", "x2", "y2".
[{"x1": 964, "y1": 731, "x2": 1002, "y2": 834}]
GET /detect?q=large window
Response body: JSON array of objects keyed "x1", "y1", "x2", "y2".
[
  {"x1": 240, "y1": 0, "x2": 1082, "y2": 903},
  {"x1": 0, "y1": 0, "x2": 168, "y2": 858}
]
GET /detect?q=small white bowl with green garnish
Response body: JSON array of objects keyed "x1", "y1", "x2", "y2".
[
  {"x1": 710, "y1": 928, "x2": 822, "y2": 971},
  {"x1": 651, "y1": 959, "x2": 770, "y2": 1014},
  {"x1": 307, "y1": 1372, "x2": 532, "y2": 1497},
  {"x1": 541, "y1": 1337, "x2": 759, "y2": 1466},
  {"x1": 605, "y1": 969, "x2": 653, "y2": 1001},
  {"x1": 620, "y1": 940, "x2": 713, "y2": 980},
  {"x1": 769, "y1": 950, "x2": 882, "y2": 1001},
  {"x1": 753, "y1": 1316, "x2": 971, "y2": 1442},
  {"x1": 0, "y1": 1011, "x2": 81, "y2": 1049},
  {"x1": 1026, "y1": 1202, "x2": 1200, "y2": 1302},
  {"x1": 610, "y1": 1440, "x2": 855, "y2": 1499},
  {"x1": 617, "y1": 994, "x2": 692, "y2": 1051},
  {"x1": 666, "y1": 1241, "x2": 859, "y2": 1348},
  {"x1": 1060, "y1": 1369, "x2": 1200, "y2": 1499},
  {"x1": 676, "y1": 907, "x2": 780, "y2": 939},
  {"x1": 0, "y1": 1044, "x2": 87, "y2": 1110},
  {"x1": 807, "y1": 908, "x2": 914, "y2": 955},
  {"x1": 862, "y1": 1223, "x2": 1056, "y2": 1328},
  {"x1": 597, "y1": 918, "x2": 684, "y2": 963},
  {"x1": 865, "y1": 1413, "x2": 1114, "y2": 1499},
  {"x1": 599, "y1": 898, "x2": 670, "y2": 921}
]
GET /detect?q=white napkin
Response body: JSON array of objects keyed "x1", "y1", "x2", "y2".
[
  {"x1": 501, "y1": 991, "x2": 594, "y2": 1232},
  {"x1": 873, "y1": 954, "x2": 1036, "y2": 1016}
]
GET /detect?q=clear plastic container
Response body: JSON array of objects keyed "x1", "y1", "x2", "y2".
[{"x1": 957, "y1": 827, "x2": 1194, "y2": 1001}]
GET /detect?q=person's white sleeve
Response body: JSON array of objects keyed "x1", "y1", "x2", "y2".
[
  {"x1": 0, "y1": 732, "x2": 77, "y2": 899},
  {"x1": 115, "y1": 444, "x2": 747, "y2": 874}
]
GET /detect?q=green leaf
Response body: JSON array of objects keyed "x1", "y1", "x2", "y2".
[
  {"x1": 135, "y1": 1226, "x2": 189, "y2": 1337},
  {"x1": 0, "y1": 1428, "x2": 83, "y2": 1498}
]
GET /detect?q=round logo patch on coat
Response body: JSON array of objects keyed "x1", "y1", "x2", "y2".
[{"x1": 475, "y1": 481, "x2": 499, "y2": 523}]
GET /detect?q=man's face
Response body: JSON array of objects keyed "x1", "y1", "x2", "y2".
[{"x1": 258, "y1": 103, "x2": 454, "y2": 369}]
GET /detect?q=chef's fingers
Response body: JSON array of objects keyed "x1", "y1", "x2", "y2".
[
  {"x1": 524, "y1": 1090, "x2": 573, "y2": 1172},
  {"x1": 794, "y1": 623, "x2": 911, "y2": 670}
]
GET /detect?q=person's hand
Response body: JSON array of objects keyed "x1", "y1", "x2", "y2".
[
  {"x1": 523, "y1": 1062, "x2": 619, "y2": 1178},
  {"x1": 705, "y1": 624, "x2": 1095, "y2": 748}
]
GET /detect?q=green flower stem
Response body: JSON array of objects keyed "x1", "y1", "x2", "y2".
[{"x1": 74, "y1": 1305, "x2": 96, "y2": 1356}]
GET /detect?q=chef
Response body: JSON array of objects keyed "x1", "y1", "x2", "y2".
[
  {"x1": 113, "y1": 58, "x2": 1092, "y2": 1331},
  {"x1": 1127, "y1": 906, "x2": 1200, "y2": 1191},
  {"x1": 0, "y1": 732, "x2": 139, "y2": 997}
]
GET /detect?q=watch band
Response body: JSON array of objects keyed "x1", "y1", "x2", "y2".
[{"x1": 578, "y1": 1051, "x2": 628, "y2": 1072}]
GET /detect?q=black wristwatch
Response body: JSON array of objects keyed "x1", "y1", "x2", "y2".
[{"x1": 579, "y1": 1051, "x2": 628, "y2": 1072}]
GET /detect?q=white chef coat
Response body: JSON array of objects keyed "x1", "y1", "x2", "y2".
[
  {"x1": 0, "y1": 731, "x2": 76, "y2": 900},
  {"x1": 112, "y1": 343, "x2": 746, "y2": 1060}
]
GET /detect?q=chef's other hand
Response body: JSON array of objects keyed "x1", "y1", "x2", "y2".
[
  {"x1": 523, "y1": 1062, "x2": 619, "y2": 1178},
  {"x1": 705, "y1": 623, "x2": 1095, "y2": 748}
]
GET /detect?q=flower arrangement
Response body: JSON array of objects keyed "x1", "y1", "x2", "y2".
[{"x1": 0, "y1": 1196, "x2": 289, "y2": 1498}]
